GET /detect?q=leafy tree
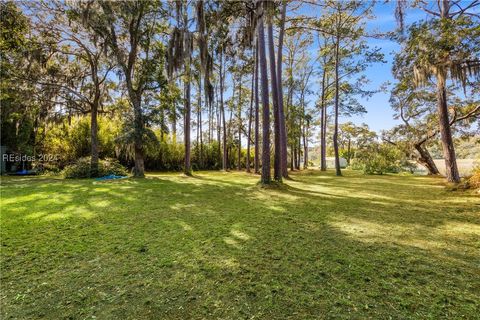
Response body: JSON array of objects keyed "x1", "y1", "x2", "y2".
[
  {"x1": 337, "y1": 122, "x2": 377, "y2": 165},
  {"x1": 283, "y1": 23, "x2": 314, "y2": 171},
  {"x1": 385, "y1": 78, "x2": 479, "y2": 175},
  {"x1": 352, "y1": 142, "x2": 410, "y2": 175},
  {"x1": 0, "y1": 2, "x2": 35, "y2": 158},
  {"x1": 246, "y1": 45, "x2": 257, "y2": 173},
  {"x1": 277, "y1": 1, "x2": 288, "y2": 178},
  {"x1": 316, "y1": 0, "x2": 384, "y2": 176},
  {"x1": 22, "y1": 1, "x2": 117, "y2": 176},
  {"x1": 75, "y1": 1, "x2": 168, "y2": 177},
  {"x1": 317, "y1": 37, "x2": 335, "y2": 171},
  {"x1": 396, "y1": 0, "x2": 480, "y2": 183}
]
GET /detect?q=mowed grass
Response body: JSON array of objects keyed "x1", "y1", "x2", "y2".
[{"x1": 1, "y1": 170, "x2": 479, "y2": 319}]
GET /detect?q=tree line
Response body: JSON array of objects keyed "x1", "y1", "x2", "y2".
[{"x1": 1, "y1": 0, "x2": 478, "y2": 184}]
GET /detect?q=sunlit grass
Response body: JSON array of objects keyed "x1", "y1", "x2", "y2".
[{"x1": 1, "y1": 170, "x2": 479, "y2": 319}]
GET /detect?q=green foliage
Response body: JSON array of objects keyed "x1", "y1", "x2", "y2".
[
  {"x1": 42, "y1": 116, "x2": 122, "y2": 168},
  {"x1": 143, "y1": 133, "x2": 185, "y2": 171},
  {"x1": 115, "y1": 119, "x2": 160, "y2": 162},
  {"x1": 351, "y1": 143, "x2": 411, "y2": 175},
  {"x1": 144, "y1": 134, "x2": 223, "y2": 171},
  {"x1": 0, "y1": 2, "x2": 37, "y2": 156},
  {"x1": 61, "y1": 157, "x2": 92, "y2": 179},
  {"x1": 62, "y1": 157, "x2": 127, "y2": 179},
  {"x1": 404, "y1": 17, "x2": 480, "y2": 90},
  {"x1": 0, "y1": 2, "x2": 28, "y2": 51},
  {"x1": 192, "y1": 141, "x2": 223, "y2": 170},
  {"x1": 455, "y1": 136, "x2": 480, "y2": 159},
  {"x1": 468, "y1": 169, "x2": 480, "y2": 190},
  {"x1": 38, "y1": 115, "x2": 226, "y2": 172},
  {"x1": 467, "y1": 159, "x2": 480, "y2": 190},
  {"x1": 325, "y1": 122, "x2": 377, "y2": 164}
]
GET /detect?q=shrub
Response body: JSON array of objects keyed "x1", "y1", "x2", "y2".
[
  {"x1": 41, "y1": 116, "x2": 122, "y2": 169},
  {"x1": 62, "y1": 157, "x2": 91, "y2": 178},
  {"x1": 36, "y1": 162, "x2": 62, "y2": 175},
  {"x1": 351, "y1": 143, "x2": 407, "y2": 175},
  {"x1": 62, "y1": 157, "x2": 127, "y2": 178},
  {"x1": 468, "y1": 168, "x2": 480, "y2": 189},
  {"x1": 99, "y1": 158, "x2": 128, "y2": 177}
]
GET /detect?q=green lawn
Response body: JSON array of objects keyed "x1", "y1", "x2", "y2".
[{"x1": 1, "y1": 170, "x2": 479, "y2": 319}]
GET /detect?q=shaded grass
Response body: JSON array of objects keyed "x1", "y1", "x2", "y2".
[{"x1": 1, "y1": 170, "x2": 479, "y2": 319}]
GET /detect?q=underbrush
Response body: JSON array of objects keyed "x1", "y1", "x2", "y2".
[{"x1": 62, "y1": 157, "x2": 127, "y2": 178}]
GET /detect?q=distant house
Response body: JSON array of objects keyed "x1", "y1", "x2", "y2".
[{"x1": 324, "y1": 157, "x2": 347, "y2": 169}]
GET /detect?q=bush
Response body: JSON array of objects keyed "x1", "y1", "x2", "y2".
[
  {"x1": 35, "y1": 162, "x2": 62, "y2": 176},
  {"x1": 62, "y1": 157, "x2": 91, "y2": 178},
  {"x1": 468, "y1": 168, "x2": 480, "y2": 189},
  {"x1": 62, "y1": 157, "x2": 127, "y2": 178},
  {"x1": 41, "y1": 116, "x2": 122, "y2": 169},
  {"x1": 351, "y1": 143, "x2": 407, "y2": 175},
  {"x1": 99, "y1": 158, "x2": 128, "y2": 177}
]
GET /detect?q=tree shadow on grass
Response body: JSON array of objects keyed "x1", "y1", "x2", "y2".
[{"x1": 1, "y1": 171, "x2": 479, "y2": 319}]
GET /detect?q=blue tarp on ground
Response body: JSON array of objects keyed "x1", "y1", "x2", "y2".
[
  {"x1": 14, "y1": 169, "x2": 37, "y2": 176},
  {"x1": 95, "y1": 175, "x2": 128, "y2": 181}
]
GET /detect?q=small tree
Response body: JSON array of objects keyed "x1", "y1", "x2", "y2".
[
  {"x1": 77, "y1": 1, "x2": 168, "y2": 177},
  {"x1": 316, "y1": 0, "x2": 384, "y2": 176}
]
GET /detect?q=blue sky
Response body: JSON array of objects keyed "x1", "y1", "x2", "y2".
[
  {"x1": 300, "y1": 2, "x2": 431, "y2": 134},
  {"x1": 340, "y1": 2, "x2": 427, "y2": 133}
]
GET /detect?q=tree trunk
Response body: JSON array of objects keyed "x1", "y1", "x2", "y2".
[
  {"x1": 257, "y1": 10, "x2": 271, "y2": 184},
  {"x1": 267, "y1": 18, "x2": 282, "y2": 182},
  {"x1": 184, "y1": 63, "x2": 192, "y2": 176},
  {"x1": 159, "y1": 107, "x2": 165, "y2": 167},
  {"x1": 296, "y1": 137, "x2": 301, "y2": 170},
  {"x1": 333, "y1": 35, "x2": 342, "y2": 176},
  {"x1": 292, "y1": 143, "x2": 298, "y2": 170},
  {"x1": 215, "y1": 84, "x2": 221, "y2": 166},
  {"x1": 227, "y1": 107, "x2": 233, "y2": 170},
  {"x1": 347, "y1": 138, "x2": 351, "y2": 165},
  {"x1": 286, "y1": 80, "x2": 292, "y2": 172},
  {"x1": 290, "y1": 144, "x2": 294, "y2": 171},
  {"x1": 220, "y1": 50, "x2": 227, "y2": 171},
  {"x1": 414, "y1": 143, "x2": 440, "y2": 175},
  {"x1": 435, "y1": 1, "x2": 460, "y2": 183},
  {"x1": 134, "y1": 143, "x2": 145, "y2": 177},
  {"x1": 303, "y1": 119, "x2": 308, "y2": 169},
  {"x1": 90, "y1": 98, "x2": 99, "y2": 177},
  {"x1": 132, "y1": 96, "x2": 145, "y2": 178},
  {"x1": 208, "y1": 88, "x2": 212, "y2": 144},
  {"x1": 124, "y1": 70, "x2": 146, "y2": 178},
  {"x1": 237, "y1": 74, "x2": 242, "y2": 171},
  {"x1": 199, "y1": 80, "x2": 203, "y2": 168},
  {"x1": 196, "y1": 88, "x2": 200, "y2": 163},
  {"x1": 254, "y1": 41, "x2": 260, "y2": 174},
  {"x1": 300, "y1": 89, "x2": 307, "y2": 170},
  {"x1": 436, "y1": 71, "x2": 460, "y2": 183},
  {"x1": 322, "y1": 110, "x2": 328, "y2": 169},
  {"x1": 160, "y1": 107, "x2": 165, "y2": 141},
  {"x1": 320, "y1": 69, "x2": 327, "y2": 171},
  {"x1": 172, "y1": 109, "x2": 177, "y2": 143},
  {"x1": 277, "y1": 2, "x2": 288, "y2": 179},
  {"x1": 246, "y1": 55, "x2": 255, "y2": 173}
]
